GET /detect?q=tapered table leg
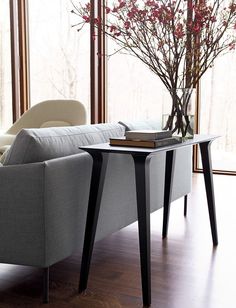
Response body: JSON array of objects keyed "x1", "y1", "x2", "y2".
[
  {"x1": 79, "y1": 152, "x2": 109, "y2": 293},
  {"x1": 184, "y1": 194, "x2": 188, "y2": 217},
  {"x1": 132, "y1": 154, "x2": 151, "y2": 307},
  {"x1": 199, "y1": 141, "x2": 218, "y2": 246},
  {"x1": 162, "y1": 150, "x2": 176, "y2": 239}
]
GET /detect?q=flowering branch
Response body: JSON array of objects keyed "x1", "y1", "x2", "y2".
[{"x1": 71, "y1": 0, "x2": 236, "y2": 136}]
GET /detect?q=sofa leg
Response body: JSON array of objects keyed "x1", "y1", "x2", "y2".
[
  {"x1": 184, "y1": 195, "x2": 188, "y2": 217},
  {"x1": 43, "y1": 267, "x2": 49, "y2": 304}
]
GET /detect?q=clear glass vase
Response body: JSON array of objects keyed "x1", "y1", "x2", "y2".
[{"x1": 162, "y1": 88, "x2": 196, "y2": 139}]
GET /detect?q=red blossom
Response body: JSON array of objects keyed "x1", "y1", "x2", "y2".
[
  {"x1": 152, "y1": 9, "x2": 160, "y2": 18},
  {"x1": 146, "y1": 0, "x2": 156, "y2": 6},
  {"x1": 174, "y1": 23, "x2": 185, "y2": 38},
  {"x1": 192, "y1": 24, "x2": 201, "y2": 33},
  {"x1": 124, "y1": 21, "x2": 131, "y2": 29},
  {"x1": 127, "y1": 11, "x2": 134, "y2": 18},
  {"x1": 74, "y1": 0, "x2": 236, "y2": 96},
  {"x1": 210, "y1": 16, "x2": 216, "y2": 22},
  {"x1": 127, "y1": 7, "x2": 139, "y2": 19},
  {"x1": 156, "y1": 5, "x2": 174, "y2": 23},
  {"x1": 110, "y1": 25, "x2": 117, "y2": 33},
  {"x1": 94, "y1": 17, "x2": 100, "y2": 25},
  {"x1": 105, "y1": 7, "x2": 111, "y2": 14},
  {"x1": 82, "y1": 15, "x2": 90, "y2": 23},
  {"x1": 118, "y1": 1, "x2": 126, "y2": 9},
  {"x1": 229, "y1": 3, "x2": 236, "y2": 12}
]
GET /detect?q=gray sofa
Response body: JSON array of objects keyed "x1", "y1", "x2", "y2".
[{"x1": 0, "y1": 121, "x2": 192, "y2": 301}]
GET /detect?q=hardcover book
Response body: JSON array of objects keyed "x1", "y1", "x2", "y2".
[
  {"x1": 125, "y1": 129, "x2": 172, "y2": 141},
  {"x1": 109, "y1": 137, "x2": 182, "y2": 148}
]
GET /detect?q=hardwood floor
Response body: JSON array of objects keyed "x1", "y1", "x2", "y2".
[{"x1": 0, "y1": 173, "x2": 236, "y2": 307}]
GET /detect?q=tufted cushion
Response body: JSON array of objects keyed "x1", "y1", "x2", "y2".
[
  {"x1": 3, "y1": 123, "x2": 125, "y2": 165},
  {"x1": 118, "y1": 120, "x2": 162, "y2": 131}
]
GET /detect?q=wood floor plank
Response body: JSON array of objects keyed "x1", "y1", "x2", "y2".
[{"x1": 0, "y1": 173, "x2": 235, "y2": 307}]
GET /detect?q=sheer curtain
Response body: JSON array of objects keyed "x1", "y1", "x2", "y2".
[{"x1": 200, "y1": 50, "x2": 236, "y2": 172}]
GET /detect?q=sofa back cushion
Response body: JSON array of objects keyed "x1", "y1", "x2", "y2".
[{"x1": 4, "y1": 123, "x2": 125, "y2": 165}]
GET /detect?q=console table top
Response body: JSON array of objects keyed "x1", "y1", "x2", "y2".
[{"x1": 80, "y1": 134, "x2": 219, "y2": 155}]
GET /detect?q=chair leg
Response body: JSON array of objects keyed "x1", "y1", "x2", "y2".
[
  {"x1": 184, "y1": 194, "x2": 188, "y2": 217},
  {"x1": 43, "y1": 267, "x2": 49, "y2": 304}
]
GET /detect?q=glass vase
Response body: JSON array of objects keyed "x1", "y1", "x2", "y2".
[{"x1": 162, "y1": 88, "x2": 196, "y2": 139}]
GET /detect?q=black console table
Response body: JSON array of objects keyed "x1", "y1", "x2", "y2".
[{"x1": 78, "y1": 134, "x2": 218, "y2": 307}]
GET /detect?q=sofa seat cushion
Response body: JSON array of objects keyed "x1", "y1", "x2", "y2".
[{"x1": 4, "y1": 123, "x2": 125, "y2": 165}]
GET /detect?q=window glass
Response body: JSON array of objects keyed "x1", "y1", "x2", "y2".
[
  {"x1": 106, "y1": 39, "x2": 167, "y2": 124},
  {"x1": 0, "y1": 0, "x2": 13, "y2": 130},
  {"x1": 105, "y1": 0, "x2": 166, "y2": 124},
  {"x1": 28, "y1": 0, "x2": 90, "y2": 122},
  {"x1": 199, "y1": 50, "x2": 236, "y2": 172}
]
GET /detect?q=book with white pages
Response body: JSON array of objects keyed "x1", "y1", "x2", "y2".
[{"x1": 110, "y1": 136, "x2": 181, "y2": 148}]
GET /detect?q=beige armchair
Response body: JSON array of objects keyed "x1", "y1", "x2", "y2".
[{"x1": 0, "y1": 99, "x2": 86, "y2": 158}]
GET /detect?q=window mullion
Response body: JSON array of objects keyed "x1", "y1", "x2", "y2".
[
  {"x1": 9, "y1": 0, "x2": 20, "y2": 122},
  {"x1": 9, "y1": 0, "x2": 29, "y2": 123},
  {"x1": 17, "y1": 0, "x2": 30, "y2": 114},
  {"x1": 91, "y1": 0, "x2": 106, "y2": 124}
]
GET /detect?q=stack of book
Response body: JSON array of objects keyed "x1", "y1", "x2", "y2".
[{"x1": 109, "y1": 130, "x2": 182, "y2": 148}]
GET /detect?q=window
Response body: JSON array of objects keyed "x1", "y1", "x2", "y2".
[
  {"x1": 106, "y1": 39, "x2": 166, "y2": 124},
  {"x1": 106, "y1": 0, "x2": 166, "y2": 124},
  {"x1": 3, "y1": 1, "x2": 236, "y2": 174},
  {"x1": 198, "y1": 50, "x2": 236, "y2": 173},
  {"x1": 28, "y1": 0, "x2": 90, "y2": 121},
  {"x1": 0, "y1": 0, "x2": 13, "y2": 130}
]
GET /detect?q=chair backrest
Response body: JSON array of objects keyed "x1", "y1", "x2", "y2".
[{"x1": 6, "y1": 99, "x2": 86, "y2": 135}]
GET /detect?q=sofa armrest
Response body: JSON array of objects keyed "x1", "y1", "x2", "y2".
[
  {"x1": 0, "y1": 153, "x2": 92, "y2": 268},
  {"x1": 0, "y1": 162, "x2": 46, "y2": 267},
  {"x1": 43, "y1": 153, "x2": 92, "y2": 266}
]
